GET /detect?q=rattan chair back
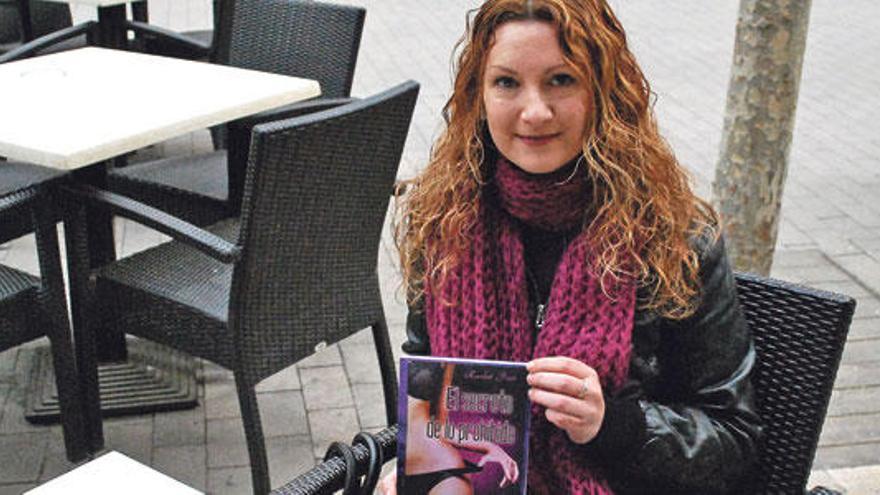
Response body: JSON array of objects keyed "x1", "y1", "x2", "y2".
[
  {"x1": 216, "y1": 0, "x2": 365, "y2": 98},
  {"x1": 26, "y1": 0, "x2": 71, "y2": 39},
  {"x1": 735, "y1": 272, "x2": 855, "y2": 494},
  {"x1": 230, "y1": 80, "x2": 419, "y2": 382}
]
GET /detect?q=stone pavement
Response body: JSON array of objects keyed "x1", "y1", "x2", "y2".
[{"x1": 1, "y1": 0, "x2": 878, "y2": 493}]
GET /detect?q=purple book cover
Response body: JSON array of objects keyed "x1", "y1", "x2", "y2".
[{"x1": 397, "y1": 356, "x2": 530, "y2": 494}]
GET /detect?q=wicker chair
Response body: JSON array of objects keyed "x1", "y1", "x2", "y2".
[
  {"x1": 736, "y1": 273, "x2": 853, "y2": 494},
  {"x1": 0, "y1": 0, "x2": 87, "y2": 55},
  {"x1": 66, "y1": 81, "x2": 420, "y2": 494},
  {"x1": 129, "y1": 0, "x2": 222, "y2": 61},
  {"x1": 0, "y1": 162, "x2": 88, "y2": 463},
  {"x1": 267, "y1": 273, "x2": 854, "y2": 495},
  {"x1": 108, "y1": 0, "x2": 366, "y2": 226}
]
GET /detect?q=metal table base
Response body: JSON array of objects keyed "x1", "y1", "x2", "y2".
[{"x1": 25, "y1": 338, "x2": 198, "y2": 423}]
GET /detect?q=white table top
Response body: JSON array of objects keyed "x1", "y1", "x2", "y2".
[
  {"x1": 25, "y1": 451, "x2": 203, "y2": 494},
  {"x1": 0, "y1": 47, "x2": 321, "y2": 169},
  {"x1": 38, "y1": 0, "x2": 135, "y2": 7}
]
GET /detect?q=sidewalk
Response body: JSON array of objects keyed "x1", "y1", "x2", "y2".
[{"x1": 1, "y1": 1, "x2": 878, "y2": 493}]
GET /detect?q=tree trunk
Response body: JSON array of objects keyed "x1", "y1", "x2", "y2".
[{"x1": 712, "y1": 0, "x2": 812, "y2": 275}]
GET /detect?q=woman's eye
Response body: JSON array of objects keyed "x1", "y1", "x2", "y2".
[
  {"x1": 550, "y1": 73, "x2": 576, "y2": 87},
  {"x1": 493, "y1": 76, "x2": 518, "y2": 89}
]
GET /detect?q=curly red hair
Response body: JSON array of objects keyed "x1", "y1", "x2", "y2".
[{"x1": 395, "y1": 0, "x2": 718, "y2": 319}]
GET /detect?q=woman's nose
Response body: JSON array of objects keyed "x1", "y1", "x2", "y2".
[{"x1": 520, "y1": 89, "x2": 553, "y2": 124}]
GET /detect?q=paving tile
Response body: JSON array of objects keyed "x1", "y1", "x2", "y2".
[
  {"x1": 833, "y1": 254, "x2": 880, "y2": 296},
  {"x1": 0, "y1": 352, "x2": 46, "y2": 435},
  {"x1": 351, "y1": 382, "x2": 389, "y2": 430},
  {"x1": 256, "y1": 391, "x2": 309, "y2": 438},
  {"x1": 827, "y1": 387, "x2": 880, "y2": 417},
  {"x1": 835, "y1": 363, "x2": 880, "y2": 389},
  {"x1": 206, "y1": 418, "x2": 248, "y2": 468},
  {"x1": 205, "y1": 380, "x2": 242, "y2": 420},
  {"x1": 266, "y1": 435, "x2": 316, "y2": 488},
  {"x1": 773, "y1": 249, "x2": 828, "y2": 269},
  {"x1": 0, "y1": 432, "x2": 46, "y2": 483},
  {"x1": 849, "y1": 318, "x2": 880, "y2": 341},
  {"x1": 0, "y1": 349, "x2": 18, "y2": 378},
  {"x1": 853, "y1": 296, "x2": 880, "y2": 320},
  {"x1": 153, "y1": 406, "x2": 206, "y2": 447},
  {"x1": 341, "y1": 343, "x2": 383, "y2": 384},
  {"x1": 819, "y1": 412, "x2": 880, "y2": 447},
  {"x1": 300, "y1": 366, "x2": 354, "y2": 411},
  {"x1": 814, "y1": 442, "x2": 880, "y2": 470},
  {"x1": 207, "y1": 466, "x2": 252, "y2": 495},
  {"x1": 103, "y1": 418, "x2": 153, "y2": 466},
  {"x1": 0, "y1": 484, "x2": 35, "y2": 495},
  {"x1": 826, "y1": 464, "x2": 880, "y2": 494},
  {"x1": 152, "y1": 445, "x2": 207, "y2": 492},
  {"x1": 306, "y1": 407, "x2": 360, "y2": 458},
  {"x1": 38, "y1": 427, "x2": 82, "y2": 483},
  {"x1": 841, "y1": 339, "x2": 880, "y2": 365},
  {"x1": 256, "y1": 364, "x2": 301, "y2": 393}
]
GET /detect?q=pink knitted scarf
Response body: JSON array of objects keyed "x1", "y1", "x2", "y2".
[{"x1": 425, "y1": 157, "x2": 636, "y2": 494}]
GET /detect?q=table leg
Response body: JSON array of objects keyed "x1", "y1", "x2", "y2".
[
  {"x1": 97, "y1": 5, "x2": 128, "y2": 49},
  {"x1": 71, "y1": 162, "x2": 127, "y2": 362}
]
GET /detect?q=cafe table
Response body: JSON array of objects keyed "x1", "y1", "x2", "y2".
[{"x1": 0, "y1": 46, "x2": 320, "y2": 447}]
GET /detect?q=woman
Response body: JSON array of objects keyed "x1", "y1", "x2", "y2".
[{"x1": 382, "y1": 0, "x2": 761, "y2": 493}]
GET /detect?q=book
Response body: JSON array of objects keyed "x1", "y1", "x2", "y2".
[{"x1": 396, "y1": 356, "x2": 530, "y2": 494}]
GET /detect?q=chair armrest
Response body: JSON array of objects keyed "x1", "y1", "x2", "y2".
[
  {"x1": 125, "y1": 20, "x2": 211, "y2": 59},
  {"x1": 0, "y1": 21, "x2": 97, "y2": 63},
  {"x1": 228, "y1": 97, "x2": 358, "y2": 132},
  {"x1": 63, "y1": 184, "x2": 241, "y2": 263},
  {"x1": 269, "y1": 425, "x2": 399, "y2": 495}
]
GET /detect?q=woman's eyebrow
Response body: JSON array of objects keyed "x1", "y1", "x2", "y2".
[
  {"x1": 485, "y1": 63, "x2": 570, "y2": 74},
  {"x1": 486, "y1": 64, "x2": 517, "y2": 74}
]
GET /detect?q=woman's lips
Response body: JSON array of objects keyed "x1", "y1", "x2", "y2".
[{"x1": 516, "y1": 133, "x2": 560, "y2": 146}]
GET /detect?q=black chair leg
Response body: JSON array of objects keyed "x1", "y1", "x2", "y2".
[
  {"x1": 34, "y1": 209, "x2": 88, "y2": 462},
  {"x1": 371, "y1": 316, "x2": 398, "y2": 425},
  {"x1": 234, "y1": 372, "x2": 271, "y2": 495}
]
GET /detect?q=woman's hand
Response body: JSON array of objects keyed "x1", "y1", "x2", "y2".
[
  {"x1": 527, "y1": 356, "x2": 605, "y2": 444},
  {"x1": 478, "y1": 444, "x2": 519, "y2": 487},
  {"x1": 377, "y1": 471, "x2": 397, "y2": 494}
]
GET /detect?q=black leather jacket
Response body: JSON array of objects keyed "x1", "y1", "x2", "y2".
[{"x1": 402, "y1": 232, "x2": 762, "y2": 494}]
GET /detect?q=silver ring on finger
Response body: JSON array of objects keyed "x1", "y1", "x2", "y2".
[{"x1": 577, "y1": 377, "x2": 589, "y2": 399}]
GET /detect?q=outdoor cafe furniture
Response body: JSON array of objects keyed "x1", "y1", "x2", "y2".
[
  {"x1": 65, "y1": 81, "x2": 420, "y2": 494},
  {"x1": 0, "y1": 46, "x2": 320, "y2": 439},
  {"x1": 24, "y1": 450, "x2": 203, "y2": 494},
  {"x1": 109, "y1": 0, "x2": 367, "y2": 226},
  {"x1": 38, "y1": 0, "x2": 145, "y2": 49},
  {"x1": 134, "y1": 0, "x2": 219, "y2": 61},
  {"x1": 0, "y1": 162, "x2": 88, "y2": 463},
  {"x1": 0, "y1": 0, "x2": 87, "y2": 55},
  {"x1": 268, "y1": 273, "x2": 855, "y2": 495}
]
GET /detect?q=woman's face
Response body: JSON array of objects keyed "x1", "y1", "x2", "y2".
[{"x1": 482, "y1": 20, "x2": 590, "y2": 174}]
